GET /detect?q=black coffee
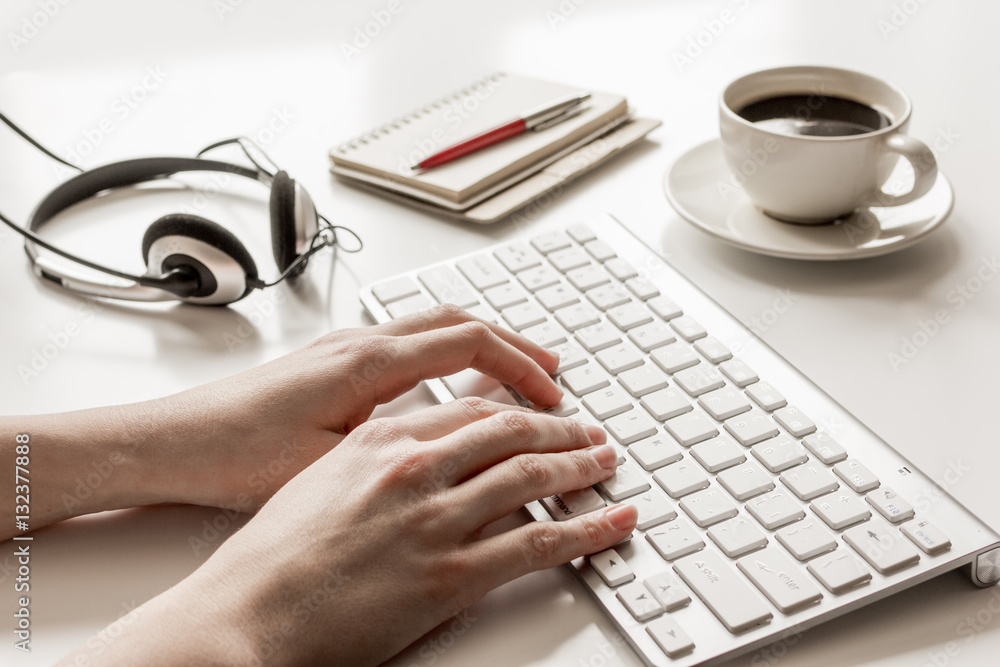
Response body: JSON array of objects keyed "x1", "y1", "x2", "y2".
[{"x1": 736, "y1": 94, "x2": 892, "y2": 137}]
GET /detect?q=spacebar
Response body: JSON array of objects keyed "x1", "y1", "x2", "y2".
[
  {"x1": 441, "y1": 368, "x2": 519, "y2": 406},
  {"x1": 673, "y1": 551, "x2": 772, "y2": 634}
]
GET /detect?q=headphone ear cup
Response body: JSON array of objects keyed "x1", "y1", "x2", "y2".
[
  {"x1": 269, "y1": 170, "x2": 319, "y2": 277},
  {"x1": 142, "y1": 214, "x2": 259, "y2": 305}
]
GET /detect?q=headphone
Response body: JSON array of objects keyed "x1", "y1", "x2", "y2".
[{"x1": 0, "y1": 112, "x2": 362, "y2": 306}]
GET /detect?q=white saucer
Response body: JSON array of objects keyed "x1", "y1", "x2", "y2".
[{"x1": 663, "y1": 139, "x2": 954, "y2": 260}]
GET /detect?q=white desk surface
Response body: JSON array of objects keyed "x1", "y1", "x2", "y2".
[{"x1": 2, "y1": 1, "x2": 999, "y2": 665}]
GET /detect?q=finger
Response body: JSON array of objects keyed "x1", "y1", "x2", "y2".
[
  {"x1": 467, "y1": 505, "x2": 638, "y2": 591},
  {"x1": 380, "y1": 397, "x2": 534, "y2": 443},
  {"x1": 448, "y1": 445, "x2": 619, "y2": 531},
  {"x1": 371, "y1": 321, "x2": 563, "y2": 407},
  {"x1": 432, "y1": 410, "x2": 606, "y2": 483},
  {"x1": 375, "y1": 304, "x2": 559, "y2": 375}
]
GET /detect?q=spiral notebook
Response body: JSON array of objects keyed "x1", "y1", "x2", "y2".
[{"x1": 328, "y1": 73, "x2": 657, "y2": 220}]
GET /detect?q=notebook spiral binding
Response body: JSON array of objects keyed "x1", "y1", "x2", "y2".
[{"x1": 333, "y1": 72, "x2": 507, "y2": 154}]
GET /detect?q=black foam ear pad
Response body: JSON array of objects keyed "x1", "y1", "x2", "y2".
[
  {"x1": 142, "y1": 214, "x2": 259, "y2": 302},
  {"x1": 268, "y1": 170, "x2": 298, "y2": 273}
]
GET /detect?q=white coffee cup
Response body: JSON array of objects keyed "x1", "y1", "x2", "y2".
[{"x1": 719, "y1": 65, "x2": 937, "y2": 224}]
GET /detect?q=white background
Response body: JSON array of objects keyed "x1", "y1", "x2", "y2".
[{"x1": 1, "y1": 1, "x2": 999, "y2": 665}]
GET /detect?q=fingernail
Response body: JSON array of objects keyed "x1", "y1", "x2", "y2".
[
  {"x1": 584, "y1": 425, "x2": 607, "y2": 445},
  {"x1": 590, "y1": 444, "x2": 617, "y2": 469},
  {"x1": 606, "y1": 504, "x2": 637, "y2": 531}
]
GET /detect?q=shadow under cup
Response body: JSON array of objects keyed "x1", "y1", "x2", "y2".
[{"x1": 719, "y1": 66, "x2": 934, "y2": 224}]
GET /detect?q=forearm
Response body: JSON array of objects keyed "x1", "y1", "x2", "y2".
[{"x1": 0, "y1": 393, "x2": 224, "y2": 542}]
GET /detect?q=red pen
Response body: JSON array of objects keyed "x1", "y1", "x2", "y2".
[{"x1": 410, "y1": 92, "x2": 591, "y2": 171}]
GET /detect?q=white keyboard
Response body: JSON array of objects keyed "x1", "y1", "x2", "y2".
[{"x1": 360, "y1": 213, "x2": 1000, "y2": 666}]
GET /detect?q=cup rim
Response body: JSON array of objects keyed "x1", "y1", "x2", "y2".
[{"x1": 719, "y1": 65, "x2": 913, "y2": 141}]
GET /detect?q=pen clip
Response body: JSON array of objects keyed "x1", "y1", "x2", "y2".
[{"x1": 531, "y1": 104, "x2": 589, "y2": 132}]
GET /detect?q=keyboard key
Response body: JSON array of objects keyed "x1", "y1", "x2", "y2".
[
  {"x1": 418, "y1": 266, "x2": 479, "y2": 308},
  {"x1": 618, "y1": 364, "x2": 669, "y2": 397},
  {"x1": 605, "y1": 410, "x2": 658, "y2": 445},
  {"x1": 834, "y1": 459, "x2": 880, "y2": 493},
  {"x1": 494, "y1": 242, "x2": 541, "y2": 273},
  {"x1": 582, "y1": 385, "x2": 634, "y2": 420},
  {"x1": 516, "y1": 265, "x2": 561, "y2": 292},
  {"x1": 628, "y1": 434, "x2": 683, "y2": 471},
  {"x1": 699, "y1": 385, "x2": 753, "y2": 420},
  {"x1": 751, "y1": 437, "x2": 809, "y2": 473},
  {"x1": 484, "y1": 282, "x2": 527, "y2": 310},
  {"x1": 664, "y1": 411, "x2": 719, "y2": 446},
  {"x1": 586, "y1": 283, "x2": 631, "y2": 311},
  {"x1": 866, "y1": 487, "x2": 914, "y2": 523},
  {"x1": 651, "y1": 343, "x2": 699, "y2": 374},
  {"x1": 774, "y1": 406, "x2": 817, "y2": 437},
  {"x1": 708, "y1": 516, "x2": 768, "y2": 558},
  {"x1": 674, "y1": 551, "x2": 773, "y2": 633},
  {"x1": 807, "y1": 551, "x2": 872, "y2": 594},
  {"x1": 780, "y1": 464, "x2": 840, "y2": 501},
  {"x1": 745, "y1": 380, "x2": 787, "y2": 412},
  {"x1": 549, "y1": 246, "x2": 591, "y2": 272},
  {"x1": 737, "y1": 546, "x2": 823, "y2": 613},
  {"x1": 584, "y1": 239, "x2": 616, "y2": 262},
  {"x1": 386, "y1": 292, "x2": 432, "y2": 318},
  {"x1": 844, "y1": 517, "x2": 921, "y2": 575},
  {"x1": 646, "y1": 518, "x2": 705, "y2": 560},
  {"x1": 598, "y1": 461, "x2": 651, "y2": 501},
  {"x1": 520, "y1": 320, "x2": 566, "y2": 349},
  {"x1": 372, "y1": 276, "x2": 420, "y2": 304},
  {"x1": 643, "y1": 571, "x2": 691, "y2": 611},
  {"x1": 561, "y1": 362, "x2": 610, "y2": 397},
  {"x1": 673, "y1": 366, "x2": 725, "y2": 397},
  {"x1": 648, "y1": 296, "x2": 683, "y2": 321},
  {"x1": 591, "y1": 548, "x2": 634, "y2": 587},
  {"x1": 607, "y1": 301, "x2": 653, "y2": 331},
  {"x1": 605, "y1": 257, "x2": 639, "y2": 281},
  {"x1": 724, "y1": 409, "x2": 780, "y2": 446},
  {"x1": 719, "y1": 359, "x2": 759, "y2": 387},
  {"x1": 566, "y1": 264, "x2": 610, "y2": 291},
  {"x1": 670, "y1": 315, "x2": 707, "y2": 342},
  {"x1": 776, "y1": 519, "x2": 838, "y2": 561},
  {"x1": 540, "y1": 487, "x2": 606, "y2": 521},
  {"x1": 628, "y1": 321, "x2": 676, "y2": 352},
  {"x1": 441, "y1": 368, "x2": 518, "y2": 406},
  {"x1": 631, "y1": 488, "x2": 678, "y2": 530},
  {"x1": 500, "y1": 302, "x2": 547, "y2": 331},
  {"x1": 551, "y1": 342, "x2": 588, "y2": 374},
  {"x1": 538, "y1": 397, "x2": 579, "y2": 418},
  {"x1": 694, "y1": 337, "x2": 733, "y2": 364},
  {"x1": 802, "y1": 432, "x2": 848, "y2": 465},
  {"x1": 901, "y1": 519, "x2": 952, "y2": 555},
  {"x1": 554, "y1": 302, "x2": 601, "y2": 332},
  {"x1": 616, "y1": 580, "x2": 663, "y2": 621},
  {"x1": 646, "y1": 616, "x2": 695, "y2": 658},
  {"x1": 596, "y1": 342, "x2": 644, "y2": 375},
  {"x1": 811, "y1": 491, "x2": 872, "y2": 530},
  {"x1": 535, "y1": 282, "x2": 580, "y2": 311},
  {"x1": 745, "y1": 490, "x2": 805, "y2": 530},
  {"x1": 457, "y1": 254, "x2": 508, "y2": 290},
  {"x1": 690, "y1": 436, "x2": 746, "y2": 472},
  {"x1": 717, "y1": 461, "x2": 775, "y2": 500},
  {"x1": 575, "y1": 322, "x2": 622, "y2": 353},
  {"x1": 654, "y1": 461, "x2": 710, "y2": 498},
  {"x1": 567, "y1": 222, "x2": 597, "y2": 244},
  {"x1": 679, "y1": 487, "x2": 739, "y2": 527},
  {"x1": 640, "y1": 386, "x2": 692, "y2": 421},
  {"x1": 625, "y1": 276, "x2": 660, "y2": 301},
  {"x1": 529, "y1": 230, "x2": 572, "y2": 254}
]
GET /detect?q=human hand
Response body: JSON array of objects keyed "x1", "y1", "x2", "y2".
[
  {"x1": 136, "y1": 304, "x2": 564, "y2": 510},
  {"x1": 152, "y1": 398, "x2": 637, "y2": 666}
]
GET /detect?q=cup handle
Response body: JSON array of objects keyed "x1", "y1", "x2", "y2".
[{"x1": 861, "y1": 134, "x2": 938, "y2": 208}]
